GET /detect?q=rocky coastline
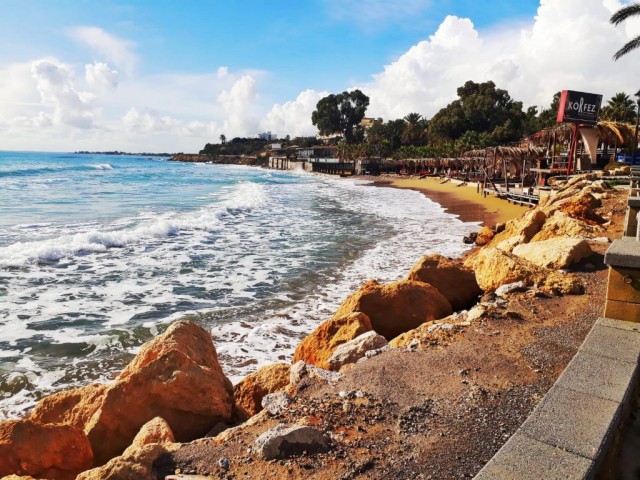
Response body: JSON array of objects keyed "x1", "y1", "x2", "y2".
[
  {"x1": 0, "y1": 174, "x2": 627, "y2": 479},
  {"x1": 169, "y1": 154, "x2": 267, "y2": 166}
]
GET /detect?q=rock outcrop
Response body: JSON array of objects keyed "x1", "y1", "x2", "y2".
[
  {"x1": 233, "y1": 363, "x2": 291, "y2": 419},
  {"x1": 0, "y1": 419, "x2": 93, "y2": 480},
  {"x1": 292, "y1": 312, "x2": 372, "y2": 369},
  {"x1": 332, "y1": 280, "x2": 453, "y2": 340},
  {"x1": 406, "y1": 254, "x2": 482, "y2": 311},
  {"x1": 491, "y1": 209, "x2": 547, "y2": 252},
  {"x1": 512, "y1": 237, "x2": 593, "y2": 269},
  {"x1": 327, "y1": 331, "x2": 389, "y2": 370},
  {"x1": 122, "y1": 417, "x2": 174, "y2": 458}
]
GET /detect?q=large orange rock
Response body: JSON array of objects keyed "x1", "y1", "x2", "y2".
[
  {"x1": 85, "y1": 320, "x2": 233, "y2": 465},
  {"x1": 473, "y1": 247, "x2": 583, "y2": 295},
  {"x1": 122, "y1": 417, "x2": 174, "y2": 457},
  {"x1": 29, "y1": 383, "x2": 107, "y2": 430},
  {"x1": 406, "y1": 254, "x2": 482, "y2": 311},
  {"x1": 332, "y1": 280, "x2": 453, "y2": 340},
  {"x1": 475, "y1": 226, "x2": 495, "y2": 246},
  {"x1": 292, "y1": 312, "x2": 372, "y2": 370},
  {"x1": 531, "y1": 211, "x2": 602, "y2": 242},
  {"x1": 0, "y1": 419, "x2": 93, "y2": 480},
  {"x1": 233, "y1": 363, "x2": 291, "y2": 419},
  {"x1": 76, "y1": 442, "x2": 179, "y2": 480},
  {"x1": 491, "y1": 209, "x2": 547, "y2": 252}
]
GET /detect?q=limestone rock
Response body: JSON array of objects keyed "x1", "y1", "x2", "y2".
[
  {"x1": 29, "y1": 383, "x2": 107, "y2": 430},
  {"x1": 261, "y1": 392, "x2": 293, "y2": 416},
  {"x1": 122, "y1": 417, "x2": 174, "y2": 458},
  {"x1": 76, "y1": 442, "x2": 179, "y2": 480},
  {"x1": 289, "y1": 361, "x2": 342, "y2": 385},
  {"x1": 85, "y1": 320, "x2": 233, "y2": 465},
  {"x1": 531, "y1": 210, "x2": 602, "y2": 242},
  {"x1": 475, "y1": 226, "x2": 495, "y2": 246},
  {"x1": 512, "y1": 237, "x2": 593, "y2": 269},
  {"x1": 495, "y1": 281, "x2": 526, "y2": 297},
  {"x1": 390, "y1": 317, "x2": 461, "y2": 349},
  {"x1": 327, "y1": 331, "x2": 388, "y2": 370},
  {"x1": 0, "y1": 419, "x2": 93, "y2": 480},
  {"x1": 292, "y1": 312, "x2": 372, "y2": 369},
  {"x1": 406, "y1": 254, "x2": 482, "y2": 311},
  {"x1": 490, "y1": 209, "x2": 547, "y2": 252},
  {"x1": 473, "y1": 247, "x2": 583, "y2": 295},
  {"x1": 332, "y1": 280, "x2": 453, "y2": 340},
  {"x1": 233, "y1": 363, "x2": 291, "y2": 419},
  {"x1": 253, "y1": 424, "x2": 330, "y2": 460}
]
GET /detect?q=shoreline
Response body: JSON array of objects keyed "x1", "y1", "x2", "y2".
[{"x1": 372, "y1": 175, "x2": 528, "y2": 226}]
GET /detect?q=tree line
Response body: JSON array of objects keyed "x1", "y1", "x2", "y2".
[{"x1": 309, "y1": 80, "x2": 638, "y2": 158}]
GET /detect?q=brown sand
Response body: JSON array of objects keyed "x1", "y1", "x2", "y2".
[{"x1": 385, "y1": 176, "x2": 528, "y2": 226}]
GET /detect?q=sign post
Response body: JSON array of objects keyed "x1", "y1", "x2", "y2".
[{"x1": 556, "y1": 90, "x2": 603, "y2": 174}]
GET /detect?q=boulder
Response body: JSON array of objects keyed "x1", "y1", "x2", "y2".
[
  {"x1": 0, "y1": 419, "x2": 93, "y2": 480},
  {"x1": 122, "y1": 417, "x2": 174, "y2": 458},
  {"x1": 327, "y1": 331, "x2": 389, "y2": 370},
  {"x1": 490, "y1": 209, "x2": 547, "y2": 252},
  {"x1": 76, "y1": 442, "x2": 179, "y2": 480},
  {"x1": 253, "y1": 424, "x2": 330, "y2": 460},
  {"x1": 261, "y1": 392, "x2": 293, "y2": 416},
  {"x1": 390, "y1": 319, "x2": 461, "y2": 349},
  {"x1": 495, "y1": 281, "x2": 526, "y2": 297},
  {"x1": 475, "y1": 226, "x2": 495, "y2": 246},
  {"x1": 289, "y1": 361, "x2": 342, "y2": 385},
  {"x1": 332, "y1": 280, "x2": 453, "y2": 340},
  {"x1": 531, "y1": 211, "x2": 602, "y2": 242},
  {"x1": 473, "y1": 247, "x2": 583, "y2": 295},
  {"x1": 29, "y1": 383, "x2": 107, "y2": 430},
  {"x1": 85, "y1": 320, "x2": 233, "y2": 465},
  {"x1": 292, "y1": 312, "x2": 372, "y2": 369},
  {"x1": 406, "y1": 254, "x2": 482, "y2": 311},
  {"x1": 512, "y1": 237, "x2": 593, "y2": 269},
  {"x1": 233, "y1": 363, "x2": 291, "y2": 419}
]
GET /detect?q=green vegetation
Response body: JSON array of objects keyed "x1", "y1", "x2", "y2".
[
  {"x1": 611, "y1": 3, "x2": 640, "y2": 61},
  {"x1": 311, "y1": 89, "x2": 370, "y2": 144},
  {"x1": 600, "y1": 92, "x2": 637, "y2": 123}
]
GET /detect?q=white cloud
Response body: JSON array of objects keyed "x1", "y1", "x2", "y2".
[
  {"x1": 85, "y1": 62, "x2": 119, "y2": 89},
  {"x1": 360, "y1": 0, "x2": 640, "y2": 120},
  {"x1": 122, "y1": 107, "x2": 180, "y2": 134},
  {"x1": 217, "y1": 75, "x2": 259, "y2": 136},
  {"x1": 69, "y1": 27, "x2": 136, "y2": 74},
  {"x1": 31, "y1": 58, "x2": 96, "y2": 129},
  {"x1": 261, "y1": 89, "x2": 328, "y2": 137}
]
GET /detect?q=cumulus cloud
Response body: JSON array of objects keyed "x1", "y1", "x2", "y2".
[
  {"x1": 217, "y1": 75, "x2": 259, "y2": 136},
  {"x1": 31, "y1": 58, "x2": 95, "y2": 129},
  {"x1": 261, "y1": 89, "x2": 328, "y2": 137},
  {"x1": 122, "y1": 107, "x2": 180, "y2": 134},
  {"x1": 69, "y1": 27, "x2": 136, "y2": 74},
  {"x1": 85, "y1": 62, "x2": 119, "y2": 89},
  {"x1": 359, "y1": 0, "x2": 640, "y2": 120}
]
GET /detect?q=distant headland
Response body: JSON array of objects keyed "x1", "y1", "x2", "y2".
[{"x1": 73, "y1": 151, "x2": 174, "y2": 157}]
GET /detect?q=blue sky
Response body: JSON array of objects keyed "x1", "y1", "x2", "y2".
[{"x1": 0, "y1": 0, "x2": 638, "y2": 151}]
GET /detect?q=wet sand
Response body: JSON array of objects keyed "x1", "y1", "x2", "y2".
[{"x1": 379, "y1": 176, "x2": 528, "y2": 226}]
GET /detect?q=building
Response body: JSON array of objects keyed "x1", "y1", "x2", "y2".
[{"x1": 256, "y1": 131, "x2": 278, "y2": 141}]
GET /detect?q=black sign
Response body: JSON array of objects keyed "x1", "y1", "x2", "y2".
[{"x1": 557, "y1": 90, "x2": 603, "y2": 125}]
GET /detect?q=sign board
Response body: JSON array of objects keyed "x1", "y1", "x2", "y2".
[{"x1": 556, "y1": 90, "x2": 603, "y2": 125}]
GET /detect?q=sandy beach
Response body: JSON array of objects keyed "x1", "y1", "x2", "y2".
[{"x1": 380, "y1": 176, "x2": 528, "y2": 226}]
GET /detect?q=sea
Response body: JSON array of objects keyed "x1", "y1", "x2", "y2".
[{"x1": 0, "y1": 151, "x2": 478, "y2": 419}]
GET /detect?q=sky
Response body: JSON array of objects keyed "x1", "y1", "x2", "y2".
[{"x1": 1, "y1": 0, "x2": 640, "y2": 152}]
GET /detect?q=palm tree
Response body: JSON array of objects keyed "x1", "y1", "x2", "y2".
[
  {"x1": 401, "y1": 113, "x2": 427, "y2": 146},
  {"x1": 611, "y1": 3, "x2": 640, "y2": 60},
  {"x1": 219, "y1": 134, "x2": 227, "y2": 145},
  {"x1": 601, "y1": 92, "x2": 637, "y2": 123}
]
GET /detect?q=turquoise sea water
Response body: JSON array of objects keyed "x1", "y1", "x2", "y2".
[{"x1": 0, "y1": 151, "x2": 477, "y2": 418}]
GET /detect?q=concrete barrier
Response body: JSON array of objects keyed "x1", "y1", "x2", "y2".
[{"x1": 475, "y1": 317, "x2": 640, "y2": 479}]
